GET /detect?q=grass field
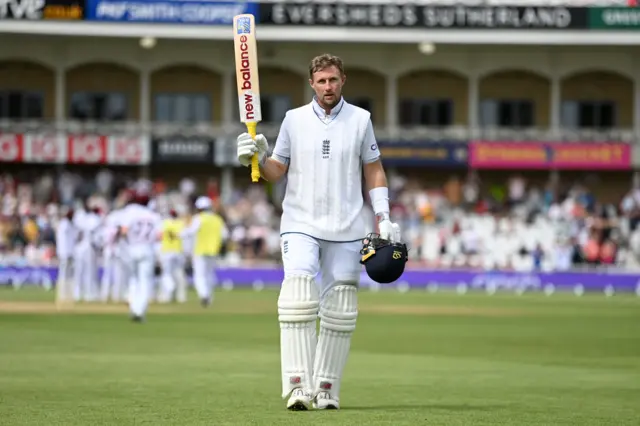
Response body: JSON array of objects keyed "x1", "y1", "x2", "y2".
[{"x1": 1, "y1": 287, "x2": 639, "y2": 425}]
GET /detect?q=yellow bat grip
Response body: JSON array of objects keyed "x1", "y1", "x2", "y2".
[{"x1": 246, "y1": 122, "x2": 260, "y2": 183}]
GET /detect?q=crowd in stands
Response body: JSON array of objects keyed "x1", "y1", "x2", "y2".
[
  {"x1": 387, "y1": 170, "x2": 640, "y2": 272},
  {"x1": 1, "y1": 167, "x2": 640, "y2": 272}
]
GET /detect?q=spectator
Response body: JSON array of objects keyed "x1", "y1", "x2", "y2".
[
  {"x1": 22, "y1": 215, "x2": 39, "y2": 245},
  {"x1": 583, "y1": 228, "x2": 601, "y2": 265}
]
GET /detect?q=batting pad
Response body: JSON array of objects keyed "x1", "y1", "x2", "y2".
[
  {"x1": 313, "y1": 283, "x2": 358, "y2": 400},
  {"x1": 278, "y1": 275, "x2": 319, "y2": 398}
]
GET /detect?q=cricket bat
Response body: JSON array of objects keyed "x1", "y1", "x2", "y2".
[{"x1": 233, "y1": 13, "x2": 262, "y2": 183}]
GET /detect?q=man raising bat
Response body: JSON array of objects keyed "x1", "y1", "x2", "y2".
[{"x1": 236, "y1": 54, "x2": 400, "y2": 411}]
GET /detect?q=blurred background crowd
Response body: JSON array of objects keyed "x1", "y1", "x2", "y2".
[{"x1": 2, "y1": 165, "x2": 639, "y2": 272}]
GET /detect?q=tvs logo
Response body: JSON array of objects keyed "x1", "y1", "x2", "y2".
[
  {"x1": 0, "y1": 0, "x2": 44, "y2": 20},
  {"x1": 322, "y1": 139, "x2": 330, "y2": 159},
  {"x1": 0, "y1": 134, "x2": 23, "y2": 162}
]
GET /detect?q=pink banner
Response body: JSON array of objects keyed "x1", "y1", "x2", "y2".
[{"x1": 469, "y1": 142, "x2": 631, "y2": 170}]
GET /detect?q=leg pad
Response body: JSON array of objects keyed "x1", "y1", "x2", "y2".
[
  {"x1": 313, "y1": 283, "x2": 358, "y2": 401},
  {"x1": 278, "y1": 275, "x2": 319, "y2": 398}
]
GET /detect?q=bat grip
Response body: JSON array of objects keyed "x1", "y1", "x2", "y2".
[{"x1": 247, "y1": 122, "x2": 260, "y2": 183}]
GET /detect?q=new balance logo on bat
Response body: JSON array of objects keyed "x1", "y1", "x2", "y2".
[{"x1": 322, "y1": 139, "x2": 330, "y2": 159}]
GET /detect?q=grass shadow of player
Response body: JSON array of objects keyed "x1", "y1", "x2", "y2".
[{"x1": 341, "y1": 403, "x2": 508, "y2": 412}]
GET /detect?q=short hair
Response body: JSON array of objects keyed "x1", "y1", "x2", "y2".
[{"x1": 308, "y1": 54, "x2": 345, "y2": 80}]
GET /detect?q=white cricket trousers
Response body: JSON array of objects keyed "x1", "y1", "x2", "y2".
[
  {"x1": 192, "y1": 255, "x2": 217, "y2": 301},
  {"x1": 126, "y1": 248, "x2": 155, "y2": 318},
  {"x1": 73, "y1": 246, "x2": 98, "y2": 301},
  {"x1": 100, "y1": 247, "x2": 115, "y2": 302},
  {"x1": 56, "y1": 256, "x2": 74, "y2": 303},
  {"x1": 159, "y1": 252, "x2": 187, "y2": 303},
  {"x1": 101, "y1": 247, "x2": 129, "y2": 303},
  {"x1": 281, "y1": 233, "x2": 363, "y2": 295}
]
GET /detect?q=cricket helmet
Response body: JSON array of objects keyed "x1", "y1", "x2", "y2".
[{"x1": 359, "y1": 233, "x2": 408, "y2": 284}]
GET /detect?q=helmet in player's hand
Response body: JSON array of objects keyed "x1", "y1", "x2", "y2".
[{"x1": 359, "y1": 233, "x2": 408, "y2": 284}]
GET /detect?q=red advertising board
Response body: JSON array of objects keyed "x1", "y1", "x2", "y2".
[
  {"x1": 0, "y1": 132, "x2": 150, "y2": 165},
  {"x1": 0, "y1": 134, "x2": 24, "y2": 162},
  {"x1": 25, "y1": 133, "x2": 66, "y2": 163}
]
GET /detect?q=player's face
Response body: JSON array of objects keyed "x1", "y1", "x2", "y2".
[{"x1": 310, "y1": 66, "x2": 345, "y2": 110}]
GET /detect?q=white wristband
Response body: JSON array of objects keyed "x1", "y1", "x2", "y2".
[{"x1": 369, "y1": 187, "x2": 390, "y2": 216}]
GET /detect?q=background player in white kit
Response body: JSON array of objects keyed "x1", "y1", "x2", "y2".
[
  {"x1": 236, "y1": 54, "x2": 400, "y2": 411},
  {"x1": 118, "y1": 185, "x2": 163, "y2": 322},
  {"x1": 100, "y1": 204, "x2": 124, "y2": 303},
  {"x1": 72, "y1": 201, "x2": 102, "y2": 302},
  {"x1": 55, "y1": 207, "x2": 78, "y2": 306}
]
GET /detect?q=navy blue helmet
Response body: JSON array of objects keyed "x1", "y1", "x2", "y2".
[{"x1": 359, "y1": 233, "x2": 408, "y2": 284}]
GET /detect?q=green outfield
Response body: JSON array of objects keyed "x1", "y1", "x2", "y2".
[{"x1": 1, "y1": 287, "x2": 639, "y2": 425}]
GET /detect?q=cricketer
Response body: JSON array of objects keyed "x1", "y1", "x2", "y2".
[{"x1": 236, "y1": 54, "x2": 401, "y2": 411}]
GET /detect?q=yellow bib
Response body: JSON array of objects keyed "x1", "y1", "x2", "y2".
[
  {"x1": 161, "y1": 218, "x2": 184, "y2": 253},
  {"x1": 194, "y1": 212, "x2": 224, "y2": 256}
]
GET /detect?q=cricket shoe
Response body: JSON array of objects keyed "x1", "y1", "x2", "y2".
[
  {"x1": 286, "y1": 388, "x2": 312, "y2": 411},
  {"x1": 313, "y1": 391, "x2": 339, "y2": 410}
]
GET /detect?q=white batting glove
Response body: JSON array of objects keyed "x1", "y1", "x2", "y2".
[
  {"x1": 392, "y1": 222, "x2": 401, "y2": 242},
  {"x1": 379, "y1": 219, "x2": 400, "y2": 243},
  {"x1": 237, "y1": 133, "x2": 268, "y2": 167}
]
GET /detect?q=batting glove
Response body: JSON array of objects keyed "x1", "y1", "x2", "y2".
[
  {"x1": 379, "y1": 219, "x2": 401, "y2": 243},
  {"x1": 237, "y1": 133, "x2": 268, "y2": 167}
]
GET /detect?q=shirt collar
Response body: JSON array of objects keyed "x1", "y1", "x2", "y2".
[{"x1": 312, "y1": 96, "x2": 345, "y2": 119}]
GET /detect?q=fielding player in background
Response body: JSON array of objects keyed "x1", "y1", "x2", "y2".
[
  {"x1": 236, "y1": 54, "x2": 400, "y2": 411},
  {"x1": 180, "y1": 196, "x2": 227, "y2": 307},
  {"x1": 100, "y1": 189, "x2": 134, "y2": 304},
  {"x1": 72, "y1": 201, "x2": 102, "y2": 301},
  {"x1": 158, "y1": 208, "x2": 188, "y2": 303},
  {"x1": 100, "y1": 202, "x2": 125, "y2": 303},
  {"x1": 118, "y1": 184, "x2": 162, "y2": 322},
  {"x1": 55, "y1": 207, "x2": 77, "y2": 306}
]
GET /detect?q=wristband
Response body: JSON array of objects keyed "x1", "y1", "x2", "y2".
[{"x1": 369, "y1": 187, "x2": 390, "y2": 217}]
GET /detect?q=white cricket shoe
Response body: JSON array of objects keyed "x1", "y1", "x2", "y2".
[
  {"x1": 313, "y1": 391, "x2": 340, "y2": 410},
  {"x1": 286, "y1": 388, "x2": 312, "y2": 411}
]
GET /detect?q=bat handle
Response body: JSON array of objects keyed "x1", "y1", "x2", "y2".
[{"x1": 246, "y1": 122, "x2": 260, "y2": 183}]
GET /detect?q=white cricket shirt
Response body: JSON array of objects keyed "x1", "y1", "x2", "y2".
[
  {"x1": 272, "y1": 97, "x2": 381, "y2": 242},
  {"x1": 118, "y1": 203, "x2": 163, "y2": 254}
]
